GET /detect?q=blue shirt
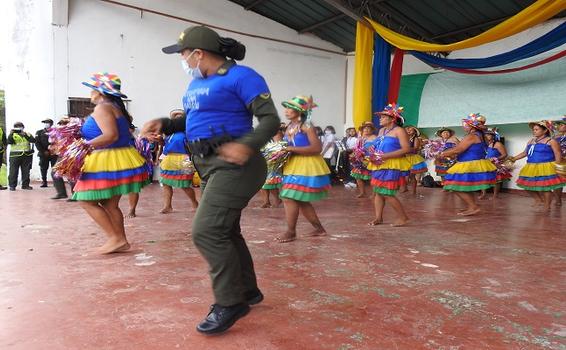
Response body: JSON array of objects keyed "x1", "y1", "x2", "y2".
[
  {"x1": 163, "y1": 132, "x2": 188, "y2": 155},
  {"x1": 182, "y1": 64, "x2": 270, "y2": 141},
  {"x1": 82, "y1": 115, "x2": 131, "y2": 149}
]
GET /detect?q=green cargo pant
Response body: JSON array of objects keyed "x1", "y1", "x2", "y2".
[{"x1": 192, "y1": 152, "x2": 267, "y2": 306}]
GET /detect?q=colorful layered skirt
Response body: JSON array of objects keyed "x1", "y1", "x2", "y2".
[
  {"x1": 159, "y1": 153, "x2": 194, "y2": 188},
  {"x1": 443, "y1": 159, "x2": 496, "y2": 192},
  {"x1": 280, "y1": 154, "x2": 331, "y2": 202},
  {"x1": 516, "y1": 162, "x2": 565, "y2": 191},
  {"x1": 73, "y1": 146, "x2": 151, "y2": 201},
  {"x1": 262, "y1": 170, "x2": 282, "y2": 190},
  {"x1": 435, "y1": 158, "x2": 455, "y2": 177},
  {"x1": 406, "y1": 153, "x2": 428, "y2": 175},
  {"x1": 351, "y1": 167, "x2": 371, "y2": 181},
  {"x1": 368, "y1": 157, "x2": 411, "y2": 196}
]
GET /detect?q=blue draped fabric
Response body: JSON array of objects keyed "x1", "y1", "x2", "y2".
[
  {"x1": 411, "y1": 21, "x2": 566, "y2": 69},
  {"x1": 372, "y1": 34, "x2": 391, "y2": 125}
]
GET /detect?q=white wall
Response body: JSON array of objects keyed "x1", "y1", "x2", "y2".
[{"x1": 6, "y1": 0, "x2": 348, "y2": 180}]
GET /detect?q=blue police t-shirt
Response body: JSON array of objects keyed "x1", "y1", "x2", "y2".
[
  {"x1": 182, "y1": 64, "x2": 270, "y2": 141},
  {"x1": 163, "y1": 131, "x2": 187, "y2": 155}
]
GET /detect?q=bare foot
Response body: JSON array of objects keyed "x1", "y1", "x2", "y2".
[
  {"x1": 458, "y1": 208, "x2": 481, "y2": 216},
  {"x1": 98, "y1": 240, "x2": 130, "y2": 254},
  {"x1": 356, "y1": 192, "x2": 366, "y2": 198},
  {"x1": 307, "y1": 226, "x2": 326, "y2": 237},
  {"x1": 260, "y1": 202, "x2": 271, "y2": 208},
  {"x1": 555, "y1": 201, "x2": 562, "y2": 207},
  {"x1": 160, "y1": 207, "x2": 173, "y2": 214},
  {"x1": 190, "y1": 201, "x2": 199, "y2": 212},
  {"x1": 391, "y1": 218, "x2": 409, "y2": 227},
  {"x1": 478, "y1": 193, "x2": 486, "y2": 200},
  {"x1": 399, "y1": 188, "x2": 408, "y2": 194},
  {"x1": 368, "y1": 219, "x2": 383, "y2": 226},
  {"x1": 272, "y1": 199, "x2": 282, "y2": 208},
  {"x1": 124, "y1": 211, "x2": 136, "y2": 219},
  {"x1": 275, "y1": 232, "x2": 296, "y2": 243}
]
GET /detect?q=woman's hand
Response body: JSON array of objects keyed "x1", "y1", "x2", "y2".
[{"x1": 217, "y1": 142, "x2": 254, "y2": 165}]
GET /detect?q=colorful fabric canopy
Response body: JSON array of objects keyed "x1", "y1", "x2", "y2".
[
  {"x1": 448, "y1": 49, "x2": 566, "y2": 74},
  {"x1": 366, "y1": 0, "x2": 566, "y2": 52},
  {"x1": 371, "y1": 34, "x2": 391, "y2": 125},
  {"x1": 411, "y1": 21, "x2": 566, "y2": 69},
  {"x1": 353, "y1": 22, "x2": 374, "y2": 129}
]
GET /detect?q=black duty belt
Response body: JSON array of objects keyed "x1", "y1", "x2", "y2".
[{"x1": 185, "y1": 134, "x2": 233, "y2": 158}]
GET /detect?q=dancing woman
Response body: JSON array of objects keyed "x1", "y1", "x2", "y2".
[
  {"x1": 404, "y1": 125, "x2": 427, "y2": 194},
  {"x1": 350, "y1": 121, "x2": 377, "y2": 198},
  {"x1": 74, "y1": 73, "x2": 151, "y2": 253},
  {"x1": 277, "y1": 95, "x2": 331, "y2": 243},
  {"x1": 479, "y1": 128, "x2": 510, "y2": 200},
  {"x1": 434, "y1": 127, "x2": 459, "y2": 182},
  {"x1": 367, "y1": 104, "x2": 411, "y2": 227},
  {"x1": 510, "y1": 120, "x2": 565, "y2": 210},
  {"x1": 159, "y1": 109, "x2": 199, "y2": 213},
  {"x1": 439, "y1": 113, "x2": 496, "y2": 216}
]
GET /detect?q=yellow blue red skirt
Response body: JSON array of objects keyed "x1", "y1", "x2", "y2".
[
  {"x1": 406, "y1": 153, "x2": 428, "y2": 175},
  {"x1": 516, "y1": 162, "x2": 565, "y2": 191},
  {"x1": 368, "y1": 157, "x2": 411, "y2": 196},
  {"x1": 159, "y1": 153, "x2": 194, "y2": 188},
  {"x1": 73, "y1": 146, "x2": 151, "y2": 201},
  {"x1": 262, "y1": 171, "x2": 282, "y2": 190},
  {"x1": 280, "y1": 154, "x2": 331, "y2": 202},
  {"x1": 443, "y1": 159, "x2": 496, "y2": 192},
  {"x1": 351, "y1": 167, "x2": 371, "y2": 181}
]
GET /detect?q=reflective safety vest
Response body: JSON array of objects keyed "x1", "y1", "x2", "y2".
[
  {"x1": 10, "y1": 133, "x2": 32, "y2": 157},
  {"x1": 0, "y1": 128, "x2": 4, "y2": 152}
]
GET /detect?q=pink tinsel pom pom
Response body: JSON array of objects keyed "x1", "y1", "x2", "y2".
[
  {"x1": 52, "y1": 139, "x2": 93, "y2": 181},
  {"x1": 423, "y1": 139, "x2": 447, "y2": 159}
]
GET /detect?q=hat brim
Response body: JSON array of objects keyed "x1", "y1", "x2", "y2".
[
  {"x1": 82, "y1": 82, "x2": 127, "y2": 99},
  {"x1": 41, "y1": 119, "x2": 53, "y2": 124},
  {"x1": 162, "y1": 44, "x2": 183, "y2": 54},
  {"x1": 462, "y1": 120, "x2": 487, "y2": 130},
  {"x1": 282, "y1": 101, "x2": 305, "y2": 113}
]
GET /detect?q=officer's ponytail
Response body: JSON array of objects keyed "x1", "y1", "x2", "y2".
[{"x1": 218, "y1": 37, "x2": 246, "y2": 61}]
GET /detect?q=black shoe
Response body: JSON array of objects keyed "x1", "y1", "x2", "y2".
[
  {"x1": 9, "y1": 187, "x2": 16, "y2": 191},
  {"x1": 244, "y1": 289, "x2": 264, "y2": 306},
  {"x1": 21, "y1": 186, "x2": 33, "y2": 190},
  {"x1": 51, "y1": 194, "x2": 68, "y2": 200},
  {"x1": 67, "y1": 198, "x2": 77, "y2": 202},
  {"x1": 196, "y1": 303, "x2": 250, "y2": 335},
  {"x1": 40, "y1": 182, "x2": 48, "y2": 188},
  {"x1": 0, "y1": 186, "x2": 7, "y2": 190}
]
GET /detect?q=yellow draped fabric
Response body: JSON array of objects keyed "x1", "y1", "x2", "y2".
[
  {"x1": 366, "y1": 0, "x2": 566, "y2": 52},
  {"x1": 353, "y1": 22, "x2": 374, "y2": 128}
]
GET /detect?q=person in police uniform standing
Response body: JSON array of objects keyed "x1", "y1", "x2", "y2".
[
  {"x1": 35, "y1": 118, "x2": 58, "y2": 187},
  {"x1": 142, "y1": 26, "x2": 279, "y2": 334},
  {"x1": 7, "y1": 122, "x2": 35, "y2": 191},
  {"x1": 0, "y1": 125, "x2": 7, "y2": 190}
]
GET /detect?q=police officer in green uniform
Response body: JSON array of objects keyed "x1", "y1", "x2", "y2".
[
  {"x1": 7, "y1": 122, "x2": 35, "y2": 191},
  {"x1": 0, "y1": 125, "x2": 7, "y2": 190},
  {"x1": 142, "y1": 26, "x2": 279, "y2": 334}
]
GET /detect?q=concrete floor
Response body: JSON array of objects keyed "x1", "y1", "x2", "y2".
[{"x1": 0, "y1": 183, "x2": 565, "y2": 349}]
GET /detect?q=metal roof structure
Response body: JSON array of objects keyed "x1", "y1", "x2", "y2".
[{"x1": 227, "y1": 0, "x2": 566, "y2": 52}]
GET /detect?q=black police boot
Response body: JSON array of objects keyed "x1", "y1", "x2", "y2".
[
  {"x1": 244, "y1": 288, "x2": 264, "y2": 306},
  {"x1": 196, "y1": 303, "x2": 250, "y2": 335},
  {"x1": 0, "y1": 185, "x2": 7, "y2": 190},
  {"x1": 40, "y1": 181, "x2": 48, "y2": 188}
]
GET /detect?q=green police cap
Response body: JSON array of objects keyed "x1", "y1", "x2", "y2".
[{"x1": 162, "y1": 26, "x2": 221, "y2": 54}]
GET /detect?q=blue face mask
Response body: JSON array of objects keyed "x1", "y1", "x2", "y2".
[{"x1": 181, "y1": 51, "x2": 204, "y2": 79}]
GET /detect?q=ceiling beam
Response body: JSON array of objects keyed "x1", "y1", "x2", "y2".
[
  {"x1": 299, "y1": 12, "x2": 347, "y2": 33},
  {"x1": 371, "y1": 2, "x2": 436, "y2": 42},
  {"x1": 432, "y1": 16, "x2": 507, "y2": 40},
  {"x1": 318, "y1": 0, "x2": 371, "y2": 27},
  {"x1": 245, "y1": 0, "x2": 268, "y2": 11}
]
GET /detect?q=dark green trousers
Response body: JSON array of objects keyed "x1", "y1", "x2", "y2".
[{"x1": 192, "y1": 152, "x2": 267, "y2": 306}]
